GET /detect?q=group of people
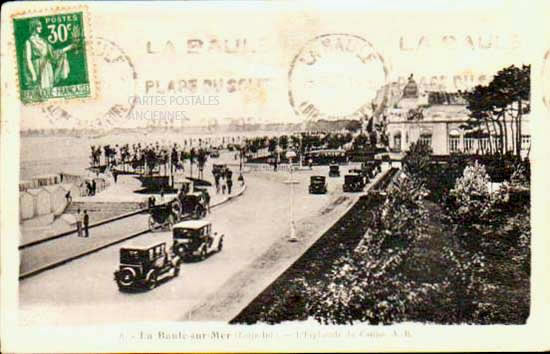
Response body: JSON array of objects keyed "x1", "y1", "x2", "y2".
[
  {"x1": 84, "y1": 179, "x2": 97, "y2": 196},
  {"x1": 74, "y1": 208, "x2": 90, "y2": 238},
  {"x1": 213, "y1": 166, "x2": 235, "y2": 194}
]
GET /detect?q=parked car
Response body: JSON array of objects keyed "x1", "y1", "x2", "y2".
[
  {"x1": 114, "y1": 241, "x2": 180, "y2": 291},
  {"x1": 343, "y1": 174, "x2": 365, "y2": 192},
  {"x1": 172, "y1": 220, "x2": 224, "y2": 261},
  {"x1": 309, "y1": 175, "x2": 327, "y2": 194},
  {"x1": 328, "y1": 164, "x2": 340, "y2": 177}
]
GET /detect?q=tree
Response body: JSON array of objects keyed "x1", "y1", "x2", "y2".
[
  {"x1": 267, "y1": 137, "x2": 278, "y2": 154},
  {"x1": 279, "y1": 135, "x2": 289, "y2": 151},
  {"x1": 489, "y1": 65, "x2": 530, "y2": 156},
  {"x1": 402, "y1": 142, "x2": 433, "y2": 188},
  {"x1": 464, "y1": 65, "x2": 530, "y2": 156}
]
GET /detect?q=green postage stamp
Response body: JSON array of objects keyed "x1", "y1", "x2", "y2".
[{"x1": 12, "y1": 10, "x2": 93, "y2": 104}]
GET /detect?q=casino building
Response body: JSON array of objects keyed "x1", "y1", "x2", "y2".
[{"x1": 384, "y1": 75, "x2": 531, "y2": 158}]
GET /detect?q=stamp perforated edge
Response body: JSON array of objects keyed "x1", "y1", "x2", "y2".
[{"x1": 8, "y1": 4, "x2": 99, "y2": 107}]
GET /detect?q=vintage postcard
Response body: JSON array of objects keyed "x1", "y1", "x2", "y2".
[{"x1": 1, "y1": 0, "x2": 549, "y2": 352}]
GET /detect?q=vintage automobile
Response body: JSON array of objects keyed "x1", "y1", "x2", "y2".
[
  {"x1": 343, "y1": 174, "x2": 365, "y2": 192},
  {"x1": 178, "y1": 192, "x2": 207, "y2": 220},
  {"x1": 114, "y1": 241, "x2": 180, "y2": 291},
  {"x1": 148, "y1": 202, "x2": 180, "y2": 231},
  {"x1": 309, "y1": 175, "x2": 328, "y2": 194},
  {"x1": 172, "y1": 220, "x2": 224, "y2": 261},
  {"x1": 328, "y1": 164, "x2": 340, "y2": 177}
]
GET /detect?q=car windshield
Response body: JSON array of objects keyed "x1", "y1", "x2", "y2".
[
  {"x1": 120, "y1": 249, "x2": 145, "y2": 264},
  {"x1": 173, "y1": 228, "x2": 199, "y2": 239}
]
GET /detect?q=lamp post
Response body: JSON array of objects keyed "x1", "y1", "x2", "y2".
[{"x1": 285, "y1": 150, "x2": 298, "y2": 242}]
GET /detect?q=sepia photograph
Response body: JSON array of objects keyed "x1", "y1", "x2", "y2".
[{"x1": 1, "y1": 0, "x2": 549, "y2": 352}]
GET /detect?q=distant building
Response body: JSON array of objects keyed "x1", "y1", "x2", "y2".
[{"x1": 385, "y1": 75, "x2": 530, "y2": 157}]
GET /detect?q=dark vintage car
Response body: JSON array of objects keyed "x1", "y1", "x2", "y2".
[
  {"x1": 343, "y1": 174, "x2": 365, "y2": 192},
  {"x1": 114, "y1": 241, "x2": 180, "y2": 291},
  {"x1": 328, "y1": 164, "x2": 340, "y2": 177},
  {"x1": 148, "y1": 202, "x2": 180, "y2": 231},
  {"x1": 172, "y1": 220, "x2": 223, "y2": 261},
  {"x1": 178, "y1": 192, "x2": 207, "y2": 220},
  {"x1": 309, "y1": 176, "x2": 327, "y2": 194}
]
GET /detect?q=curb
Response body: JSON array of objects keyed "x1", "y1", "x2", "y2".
[{"x1": 18, "y1": 183, "x2": 248, "y2": 280}]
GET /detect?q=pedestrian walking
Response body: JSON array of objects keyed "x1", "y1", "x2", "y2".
[
  {"x1": 65, "y1": 190, "x2": 72, "y2": 205},
  {"x1": 214, "y1": 173, "x2": 220, "y2": 194},
  {"x1": 203, "y1": 190, "x2": 211, "y2": 213},
  {"x1": 221, "y1": 178, "x2": 226, "y2": 194},
  {"x1": 75, "y1": 208, "x2": 82, "y2": 237},
  {"x1": 238, "y1": 173, "x2": 244, "y2": 186},
  {"x1": 227, "y1": 178, "x2": 233, "y2": 194},
  {"x1": 92, "y1": 179, "x2": 97, "y2": 196},
  {"x1": 83, "y1": 210, "x2": 90, "y2": 237},
  {"x1": 308, "y1": 158, "x2": 313, "y2": 170},
  {"x1": 86, "y1": 180, "x2": 92, "y2": 196},
  {"x1": 113, "y1": 171, "x2": 118, "y2": 183}
]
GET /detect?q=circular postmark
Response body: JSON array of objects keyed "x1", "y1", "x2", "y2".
[
  {"x1": 40, "y1": 36, "x2": 138, "y2": 129},
  {"x1": 543, "y1": 48, "x2": 550, "y2": 110},
  {"x1": 288, "y1": 33, "x2": 390, "y2": 121}
]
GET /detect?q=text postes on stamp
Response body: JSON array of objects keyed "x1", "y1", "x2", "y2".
[
  {"x1": 12, "y1": 11, "x2": 92, "y2": 105},
  {"x1": 288, "y1": 33, "x2": 389, "y2": 122}
]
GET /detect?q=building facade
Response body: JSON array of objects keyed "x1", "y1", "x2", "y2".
[{"x1": 385, "y1": 75, "x2": 530, "y2": 157}]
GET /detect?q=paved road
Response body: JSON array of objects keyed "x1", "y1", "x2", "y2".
[{"x1": 19, "y1": 165, "x2": 354, "y2": 325}]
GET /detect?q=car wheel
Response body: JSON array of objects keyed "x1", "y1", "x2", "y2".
[
  {"x1": 200, "y1": 246, "x2": 207, "y2": 260},
  {"x1": 175, "y1": 244, "x2": 186, "y2": 258},
  {"x1": 174, "y1": 266, "x2": 180, "y2": 277},
  {"x1": 116, "y1": 268, "x2": 135, "y2": 288},
  {"x1": 217, "y1": 238, "x2": 223, "y2": 252},
  {"x1": 145, "y1": 270, "x2": 158, "y2": 290}
]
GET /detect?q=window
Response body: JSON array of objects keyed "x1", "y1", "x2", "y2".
[
  {"x1": 419, "y1": 133, "x2": 432, "y2": 147},
  {"x1": 393, "y1": 133, "x2": 401, "y2": 152}
]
